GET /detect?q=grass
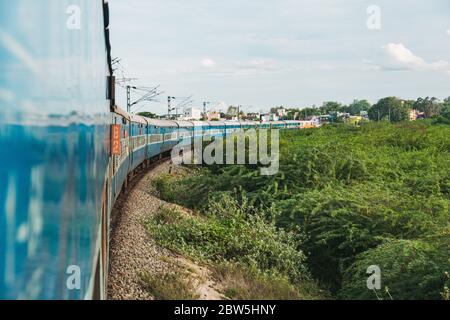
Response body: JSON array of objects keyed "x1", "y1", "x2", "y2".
[
  {"x1": 145, "y1": 201, "x2": 326, "y2": 300},
  {"x1": 212, "y1": 263, "x2": 326, "y2": 300},
  {"x1": 141, "y1": 271, "x2": 200, "y2": 300},
  {"x1": 140, "y1": 258, "x2": 200, "y2": 300}
]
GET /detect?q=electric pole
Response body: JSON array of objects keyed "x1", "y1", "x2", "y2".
[
  {"x1": 126, "y1": 85, "x2": 163, "y2": 113},
  {"x1": 127, "y1": 86, "x2": 131, "y2": 113},
  {"x1": 168, "y1": 96, "x2": 176, "y2": 119},
  {"x1": 203, "y1": 102, "x2": 210, "y2": 116}
]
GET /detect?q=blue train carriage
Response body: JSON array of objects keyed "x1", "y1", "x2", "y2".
[
  {"x1": 270, "y1": 121, "x2": 287, "y2": 129},
  {"x1": 207, "y1": 121, "x2": 226, "y2": 139},
  {"x1": 159, "y1": 120, "x2": 179, "y2": 154},
  {"x1": 129, "y1": 114, "x2": 148, "y2": 171},
  {"x1": 285, "y1": 120, "x2": 301, "y2": 129},
  {"x1": 0, "y1": 0, "x2": 113, "y2": 299},
  {"x1": 111, "y1": 107, "x2": 131, "y2": 202},
  {"x1": 147, "y1": 119, "x2": 172, "y2": 159},
  {"x1": 239, "y1": 121, "x2": 255, "y2": 130},
  {"x1": 259, "y1": 122, "x2": 271, "y2": 129},
  {"x1": 238, "y1": 121, "x2": 248, "y2": 130},
  {"x1": 225, "y1": 121, "x2": 241, "y2": 137},
  {"x1": 191, "y1": 121, "x2": 209, "y2": 140},
  {"x1": 175, "y1": 121, "x2": 195, "y2": 149},
  {"x1": 248, "y1": 121, "x2": 260, "y2": 130}
]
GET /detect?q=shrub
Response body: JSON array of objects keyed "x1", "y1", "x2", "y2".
[
  {"x1": 339, "y1": 238, "x2": 450, "y2": 300},
  {"x1": 146, "y1": 195, "x2": 324, "y2": 299}
]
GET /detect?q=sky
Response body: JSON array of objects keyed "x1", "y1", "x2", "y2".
[{"x1": 109, "y1": 0, "x2": 450, "y2": 115}]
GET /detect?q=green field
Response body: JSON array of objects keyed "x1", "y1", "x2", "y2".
[{"x1": 150, "y1": 121, "x2": 450, "y2": 300}]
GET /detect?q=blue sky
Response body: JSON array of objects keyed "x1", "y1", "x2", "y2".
[{"x1": 110, "y1": 0, "x2": 450, "y2": 114}]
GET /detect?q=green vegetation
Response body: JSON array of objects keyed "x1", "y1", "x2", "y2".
[
  {"x1": 280, "y1": 96, "x2": 450, "y2": 123},
  {"x1": 137, "y1": 111, "x2": 158, "y2": 119},
  {"x1": 146, "y1": 201, "x2": 325, "y2": 300},
  {"x1": 212, "y1": 263, "x2": 305, "y2": 300},
  {"x1": 141, "y1": 269, "x2": 200, "y2": 300},
  {"x1": 151, "y1": 121, "x2": 450, "y2": 300},
  {"x1": 368, "y1": 97, "x2": 409, "y2": 122}
]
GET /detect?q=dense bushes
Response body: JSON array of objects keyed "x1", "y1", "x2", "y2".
[
  {"x1": 146, "y1": 194, "x2": 325, "y2": 299},
  {"x1": 153, "y1": 121, "x2": 450, "y2": 299},
  {"x1": 275, "y1": 183, "x2": 449, "y2": 291},
  {"x1": 148, "y1": 194, "x2": 310, "y2": 280},
  {"x1": 340, "y1": 238, "x2": 450, "y2": 300}
]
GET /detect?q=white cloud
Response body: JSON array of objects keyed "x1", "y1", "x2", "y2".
[
  {"x1": 383, "y1": 43, "x2": 450, "y2": 73},
  {"x1": 201, "y1": 58, "x2": 216, "y2": 68},
  {"x1": 447, "y1": 29, "x2": 450, "y2": 36}
]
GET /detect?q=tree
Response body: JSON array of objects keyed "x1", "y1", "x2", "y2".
[
  {"x1": 414, "y1": 97, "x2": 441, "y2": 118},
  {"x1": 368, "y1": 97, "x2": 409, "y2": 122},
  {"x1": 434, "y1": 98, "x2": 450, "y2": 124},
  {"x1": 137, "y1": 111, "x2": 158, "y2": 119},
  {"x1": 227, "y1": 106, "x2": 239, "y2": 116},
  {"x1": 345, "y1": 100, "x2": 371, "y2": 116},
  {"x1": 321, "y1": 101, "x2": 343, "y2": 114}
]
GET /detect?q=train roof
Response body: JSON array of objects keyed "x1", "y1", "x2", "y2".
[
  {"x1": 191, "y1": 121, "x2": 210, "y2": 127},
  {"x1": 174, "y1": 120, "x2": 194, "y2": 128},
  {"x1": 271, "y1": 121, "x2": 287, "y2": 125},
  {"x1": 208, "y1": 121, "x2": 226, "y2": 127},
  {"x1": 145, "y1": 119, "x2": 178, "y2": 127},
  {"x1": 129, "y1": 114, "x2": 148, "y2": 124},
  {"x1": 239, "y1": 121, "x2": 259, "y2": 126},
  {"x1": 112, "y1": 106, "x2": 130, "y2": 120},
  {"x1": 225, "y1": 121, "x2": 241, "y2": 126}
]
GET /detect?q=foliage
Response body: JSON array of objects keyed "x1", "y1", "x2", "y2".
[
  {"x1": 137, "y1": 111, "x2": 158, "y2": 118},
  {"x1": 141, "y1": 270, "x2": 200, "y2": 300},
  {"x1": 146, "y1": 196, "x2": 325, "y2": 299},
  {"x1": 147, "y1": 196, "x2": 310, "y2": 284},
  {"x1": 345, "y1": 100, "x2": 371, "y2": 116},
  {"x1": 212, "y1": 262, "x2": 324, "y2": 300},
  {"x1": 153, "y1": 121, "x2": 450, "y2": 299},
  {"x1": 268, "y1": 96, "x2": 450, "y2": 122},
  {"x1": 368, "y1": 97, "x2": 409, "y2": 122},
  {"x1": 339, "y1": 238, "x2": 450, "y2": 300},
  {"x1": 414, "y1": 97, "x2": 441, "y2": 118}
]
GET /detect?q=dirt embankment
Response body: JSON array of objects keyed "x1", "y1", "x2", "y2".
[{"x1": 107, "y1": 159, "x2": 224, "y2": 300}]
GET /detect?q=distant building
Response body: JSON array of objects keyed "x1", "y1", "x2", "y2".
[
  {"x1": 261, "y1": 113, "x2": 279, "y2": 122},
  {"x1": 409, "y1": 109, "x2": 425, "y2": 121},
  {"x1": 246, "y1": 112, "x2": 261, "y2": 121},
  {"x1": 183, "y1": 107, "x2": 202, "y2": 120},
  {"x1": 348, "y1": 116, "x2": 363, "y2": 125},
  {"x1": 206, "y1": 111, "x2": 221, "y2": 121},
  {"x1": 360, "y1": 111, "x2": 369, "y2": 120},
  {"x1": 277, "y1": 108, "x2": 287, "y2": 117}
]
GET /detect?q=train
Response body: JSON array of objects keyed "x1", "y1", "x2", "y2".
[{"x1": 0, "y1": 0, "x2": 315, "y2": 300}]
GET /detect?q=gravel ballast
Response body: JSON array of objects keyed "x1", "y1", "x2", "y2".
[
  {"x1": 107, "y1": 159, "x2": 223, "y2": 300},
  {"x1": 107, "y1": 160, "x2": 178, "y2": 300}
]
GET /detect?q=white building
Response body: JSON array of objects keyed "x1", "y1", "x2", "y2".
[
  {"x1": 277, "y1": 108, "x2": 287, "y2": 117},
  {"x1": 261, "y1": 114, "x2": 279, "y2": 122},
  {"x1": 183, "y1": 107, "x2": 202, "y2": 120}
]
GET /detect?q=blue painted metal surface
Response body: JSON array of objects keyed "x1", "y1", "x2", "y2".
[{"x1": 0, "y1": 1, "x2": 110, "y2": 299}]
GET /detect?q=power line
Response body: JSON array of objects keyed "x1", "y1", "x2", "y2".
[
  {"x1": 127, "y1": 85, "x2": 164, "y2": 113},
  {"x1": 168, "y1": 95, "x2": 194, "y2": 118}
]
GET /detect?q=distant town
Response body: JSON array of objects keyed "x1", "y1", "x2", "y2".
[{"x1": 136, "y1": 96, "x2": 450, "y2": 126}]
